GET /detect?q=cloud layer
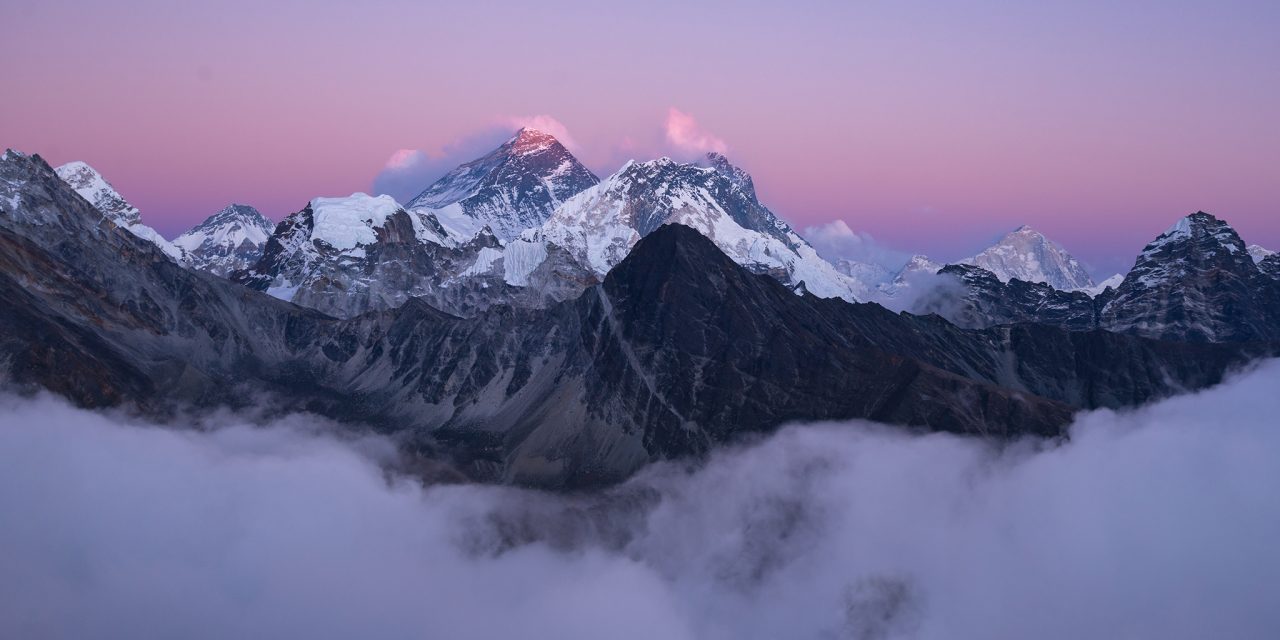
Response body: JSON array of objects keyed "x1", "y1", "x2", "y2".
[{"x1": 2, "y1": 361, "x2": 1279, "y2": 639}]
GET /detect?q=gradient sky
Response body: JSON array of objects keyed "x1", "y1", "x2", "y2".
[{"x1": 3, "y1": 0, "x2": 1278, "y2": 275}]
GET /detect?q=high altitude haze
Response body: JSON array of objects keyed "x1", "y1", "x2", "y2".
[{"x1": 2, "y1": 1, "x2": 1278, "y2": 275}]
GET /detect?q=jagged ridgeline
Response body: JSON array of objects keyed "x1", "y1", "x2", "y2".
[{"x1": 2, "y1": 148, "x2": 1275, "y2": 487}]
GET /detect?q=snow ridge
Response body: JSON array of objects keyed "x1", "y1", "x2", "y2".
[
  {"x1": 54, "y1": 161, "x2": 184, "y2": 261},
  {"x1": 521, "y1": 153, "x2": 869, "y2": 302}
]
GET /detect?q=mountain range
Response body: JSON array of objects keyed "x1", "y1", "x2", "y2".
[{"x1": 3, "y1": 132, "x2": 1278, "y2": 487}]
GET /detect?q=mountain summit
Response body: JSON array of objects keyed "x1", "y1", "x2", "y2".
[
  {"x1": 173, "y1": 204, "x2": 276, "y2": 277},
  {"x1": 406, "y1": 128, "x2": 599, "y2": 241},
  {"x1": 960, "y1": 225, "x2": 1094, "y2": 291},
  {"x1": 53, "y1": 161, "x2": 184, "y2": 261},
  {"x1": 1100, "y1": 211, "x2": 1280, "y2": 342}
]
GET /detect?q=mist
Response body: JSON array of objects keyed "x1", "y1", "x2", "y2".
[{"x1": 2, "y1": 361, "x2": 1279, "y2": 639}]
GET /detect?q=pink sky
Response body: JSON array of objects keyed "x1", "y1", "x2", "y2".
[{"x1": 2, "y1": 1, "x2": 1277, "y2": 275}]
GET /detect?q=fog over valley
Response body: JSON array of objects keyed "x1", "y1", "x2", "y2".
[{"x1": 2, "y1": 361, "x2": 1278, "y2": 639}]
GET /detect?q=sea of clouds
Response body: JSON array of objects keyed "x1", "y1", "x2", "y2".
[{"x1": 2, "y1": 361, "x2": 1279, "y2": 639}]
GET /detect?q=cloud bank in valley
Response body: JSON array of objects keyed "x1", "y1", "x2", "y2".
[{"x1": 2, "y1": 361, "x2": 1279, "y2": 639}]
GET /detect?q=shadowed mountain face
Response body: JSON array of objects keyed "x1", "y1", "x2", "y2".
[
  {"x1": 0, "y1": 151, "x2": 1273, "y2": 487},
  {"x1": 1100, "y1": 212, "x2": 1280, "y2": 343}
]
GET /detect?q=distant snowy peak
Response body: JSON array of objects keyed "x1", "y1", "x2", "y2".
[
  {"x1": 176, "y1": 204, "x2": 274, "y2": 247},
  {"x1": 872, "y1": 254, "x2": 942, "y2": 299},
  {"x1": 1083, "y1": 273, "x2": 1124, "y2": 297},
  {"x1": 54, "y1": 161, "x2": 141, "y2": 226},
  {"x1": 897, "y1": 254, "x2": 943, "y2": 279},
  {"x1": 960, "y1": 225, "x2": 1094, "y2": 291},
  {"x1": 834, "y1": 258, "x2": 893, "y2": 287},
  {"x1": 258, "y1": 193, "x2": 444, "y2": 259},
  {"x1": 174, "y1": 204, "x2": 276, "y2": 277},
  {"x1": 53, "y1": 160, "x2": 183, "y2": 261},
  {"x1": 406, "y1": 128, "x2": 599, "y2": 241},
  {"x1": 1248, "y1": 244, "x2": 1275, "y2": 263},
  {"x1": 533, "y1": 155, "x2": 869, "y2": 301}
]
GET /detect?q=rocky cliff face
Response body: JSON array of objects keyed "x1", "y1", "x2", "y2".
[
  {"x1": 1100, "y1": 213, "x2": 1280, "y2": 343},
  {"x1": 1259, "y1": 254, "x2": 1280, "y2": 280}
]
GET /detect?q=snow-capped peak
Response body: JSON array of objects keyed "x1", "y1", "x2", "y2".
[
  {"x1": 173, "y1": 204, "x2": 276, "y2": 277},
  {"x1": 175, "y1": 204, "x2": 273, "y2": 248},
  {"x1": 529, "y1": 154, "x2": 870, "y2": 301},
  {"x1": 1101, "y1": 211, "x2": 1270, "y2": 342},
  {"x1": 896, "y1": 254, "x2": 943, "y2": 279},
  {"x1": 309, "y1": 193, "x2": 404, "y2": 250},
  {"x1": 405, "y1": 128, "x2": 599, "y2": 242},
  {"x1": 507, "y1": 127, "x2": 560, "y2": 155},
  {"x1": 55, "y1": 161, "x2": 142, "y2": 226},
  {"x1": 1083, "y1": 273, "x2": 1124, "y2": 297},
  {"x1": 960, "y1": 225, "x2": 1094, "y2": 291},
  {"x1": 1248, "y1": 244, "x2": 1275, "y2": 263},
  {"x1": 53, "y1": 160, "x2": 184, "y2": 261},
  {"x1": 1141, "y1": 212, "x2": 1245, "y2": 260}
]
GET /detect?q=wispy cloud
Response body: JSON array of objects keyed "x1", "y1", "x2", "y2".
[
  {"x1": 664, "y1": 107, "x2": 727, "y2": 156},
  {"x1": 803, "y1": 219, "x2": 910, "y2": 270}
]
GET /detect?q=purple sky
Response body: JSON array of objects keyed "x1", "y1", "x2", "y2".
[{"x1": 2, "y1": 0, "x2": 1278, "y2": 275}]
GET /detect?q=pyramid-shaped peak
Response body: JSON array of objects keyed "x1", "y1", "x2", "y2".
[
  {"x1": 1160, "y1": 211, "x2": 1233, "y2": 239},
  {"x1": 507, "y1": 127, "x2": 564, "y2": 152},
  {"x1": 1133, "y1": 212, "x2": 1248, "y2": 269},
  {"x1": 962, "y1": 224, "x2": 1093, "y2": 290},
  {"x1": 406, "y1": 125, "x2": 599, "y2": 241},
  {"x1": 199, "y1": 204, "x2": 273, "y2": 230}
]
